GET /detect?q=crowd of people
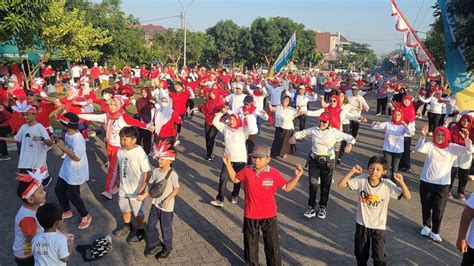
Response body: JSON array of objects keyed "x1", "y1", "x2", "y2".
[{"x1": 1, "y1": 61, "x2": 474, "y2": 266}]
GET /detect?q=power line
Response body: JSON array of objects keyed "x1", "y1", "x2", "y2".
[
  {"x1": 417, "y1": 0, "x2": 435, "y2": 32},
  {"x1": 412, "y1": 0, "x2": 426, "y2": 29},
  {"x1": 349, "y1": 38, "x2": 402, "y2": 42},
  {"x1": 140, "y1": 15, "x2": 180, "y2": 23}
]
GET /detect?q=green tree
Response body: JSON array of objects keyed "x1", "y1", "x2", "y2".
[
  {"x1": 338, "y1": 42, "x2": 378, "y2": 69},
  {"x1": 186, "y1": 31, "x2": 215, "y2": 66},
  {"x1": 206, "y1": 20, "x2": 242, "y2": 66},
  {"x1": 424, "y1": 4, "x2": 445, "y2": 71},
  {"x1": 153, "y1": 29, "x2": 184, "y2": 66},
  {"x1": 249, "y1": 17, "x2": 281, "y2": 67},
  {"x1": 448, "y1": 0, "x2": 474, "y2": 72}
]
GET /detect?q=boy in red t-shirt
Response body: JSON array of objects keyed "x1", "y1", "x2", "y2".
[{"x1": 223, "y1": 144, "x2": 303, "y2": 265}]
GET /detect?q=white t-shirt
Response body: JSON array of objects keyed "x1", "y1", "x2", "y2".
[
  {"x1": 225, "y1": 93, "x2": 246, "y2": 112},
  {"x1": 293, "y1": 127, "x2": 356, "y2": 159},
  {"x1": 274, "y1": 106, "x2": 298, "y2": 130},
  {"x1": 348, "y1": 174, "x2": 403, "y2": 230},
  {"x1": 416, "y1": 138, "x2": 472, "y2": 185},
  {"x1": 465, "y1": 194, "x2": 474, "y2": 248},
  {"x1": 14, "y1": 123, "x2": 50, "y2": 170},
  {"x1": 71, "y1": 66, "x2": 81, "y2": 78},
  {"x1": 59, "y1": 131, "x2": 89, "y2": 185},
  {"x1": 212, "y1": 113, "x2": 249, "y2": 163},
  {"x1": 149, "y1": 168, "x2": 180, "y2": 212},
  {"x1": 32, "y1": 232, "x2": 69, "y2": 266},
  {"x1": 13, "y1": 206, "x2": 43, "y2": 258},
  {"x1": 117, "y1": 145, "x2": 151, "y2": 197},
  {"x1": 372, "y1": 122, "x2": 410, "y2": 153}
]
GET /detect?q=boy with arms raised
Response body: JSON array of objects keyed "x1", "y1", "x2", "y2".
[
  {"x1": 338, "y1": 156, "x2": 411, "y2": 266},
  {"x1": 223, "y1": 144, "x2": 303, "y2": 266}
]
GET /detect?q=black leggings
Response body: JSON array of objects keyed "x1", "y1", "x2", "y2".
[
  {"x1": 55, "y1": 177, "x2": 88, "y2": 217},
  {"x1": 0, "y1": 125, "x2": 11, "y2": 155},
  {"x1": 450, "y1": 167, "x2": 469, "y2": 194},
  {"x1": 383, "y1": 151, "x2": 402, "y2": 179},
  {"x1": 338, "y1": 124, "x2": 350, "y2": 160},
  {"x1": 419, "y1": 180, "x2": 449, "y2": 234},
  {"x1": 350, "y1": 121, "x2": 360, "y2": 139},
  {"x1": 176, "y1": 114, "x2": 186, "y2": 134},
  {"x1": 296, "y1": 114, "x2": 307, "y2": 131},
  {"x1": 204, "y1": 124, "x2": 219, "y2": 158},
  {"x1": 137, "y1": 127, "x2": 152, "y2": 155},
  {"x1": 308, "y1": 158, "x2": 335, "y2": 209},
  {"x1": 246, "y1": 134, "x2": 258, "y2": 165},
  {"x1": 427, "y1": 112, "x2": 442, "y2": 133},
  {"x1": 398, "y1": 137, "x2": 412, "y2": 170},
  {"x1": 376, "y1": 97, "x2": 388, "y2": 115}
]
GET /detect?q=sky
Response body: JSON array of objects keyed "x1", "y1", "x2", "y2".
[{"x1": 119, "y1": 0, "x2": 436, "y2": 56}]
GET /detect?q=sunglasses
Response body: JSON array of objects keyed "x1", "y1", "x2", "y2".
[
  {"x1": 320, "y1": 120, "x2": 329, "y2": 124},
  {"x1": 330, "y1": 100, "x2": 337, "y2": 103}
]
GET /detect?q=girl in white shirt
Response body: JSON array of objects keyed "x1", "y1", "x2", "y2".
[
  {"x1": 269, "y1": 96, "x2": 298, "y2": 159},
  {"x1": 372, "y1": 109, "x2": 412, "y2": 179},
  {"x1": 210, "y1": 109, "x2": 250, "y2": 207},
  {"x1": 416, "y1": 125, "x2": 472, "y2": 242},
  {"x1": 290, "y1": 85, "x2": 317, "y2": 131}
]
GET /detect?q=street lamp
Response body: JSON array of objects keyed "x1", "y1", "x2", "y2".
[{"x1": 177, "y1": 0, "x2": 193, "y2": 68}]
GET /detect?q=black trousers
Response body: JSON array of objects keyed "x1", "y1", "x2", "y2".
[
  {"x1": 15, "y1": 256, "x2": 34, "y2": 266},
  {"x1": 427, "y1": 112, "x2": 442, "y2": 133},
  {"x1": 176, "y1": 114, "x2": 186, "y2": 134},
  {"x1": 398, "y1": 137, "x2": 412, "y2": 170},
  {"x1": 243, "y1": 216, "x2": 281, "y2": 266},
  {"x1": 376, "y1": 98, "x2": 388, "y2": 115},
  {"x1": 204, "y1": 124, "x2": 219, "y2": 158},
  {"x1": 382, "y1": 151, "x2": 402, "y2": 179},
  {"x1": 338, "y1": 124, "x2": 350, "y2": 160},
  {"x1": 419, "y1": 180, "x2": 449, "y2": 234},
  {"x1": 354, "y1": 223, "x2": 386, "y2": 266},
  {"x1": 450, "y1": 167, "x2": 469, "y2": 194},
  {"x1": 0, "y1": 125, "x2": 11, "y2": 155},
  {"x1": 296, "y1": 114, "x2": 307, "y2": 131},
  {"x1": 137, "y1": 127, "x2": 152, "y2": 155},
  {"x1": 216, "y1": 162, "x2": 246, "y2": 202},
  {"x1": 146, "y1": 205, "x2": 174, "y2": 251},
  {"x1": 307, "y1": 157, "x2": 334, "y2": 209},
  {"x1": 55, "y1": 177, "x2": 88, "y2": 217},
  {"x1": 246, "y1": 134, "x2": 258, "y2": 165},
  {"x1": 186, "y1": 99, "x2": 195, "y2": 115},
  {"x1": 462, "y1": 246, "x2": 474, "y2": 266},
  {"x1": 350, "y1": 120, "x2": 360, "y2": 139}
]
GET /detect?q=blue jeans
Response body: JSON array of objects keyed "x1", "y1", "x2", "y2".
[{"x1": 146, "y1": 205, "x2": 174, "y2": 251}]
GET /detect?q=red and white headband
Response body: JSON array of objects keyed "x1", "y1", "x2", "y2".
[{"x1": 18, "y1": 167, "x2": 48, "y2": 199}]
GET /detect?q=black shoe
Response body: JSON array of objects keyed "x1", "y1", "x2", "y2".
[
  {"x1": 113, "y1": 224, "x2": 131, "y2": 237},
  {"x1": 145, "y1": 244, "x2": 163, "y2": 257},
  {"x1": 336, "y1": 159, "x2": 341, "y2": 165},
  {"x1": 204, "y1": 156, "x2": 213, "y2": 162},
  {"x1": 127, "y1": 230, "x2": 145, "y2": 244},
  {"x1": 156, "y1": 249, "x2": 171, "y2": 259},
  {"x1": 42, "y1": 176, "x2": 52, "y2": 188}
]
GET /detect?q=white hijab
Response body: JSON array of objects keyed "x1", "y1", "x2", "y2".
[{"x1": 154, "y1": 93, "x2": 173, "y2": 135}]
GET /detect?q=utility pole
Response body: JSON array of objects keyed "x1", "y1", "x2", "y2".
[{"x1": 177, "y1": 0, "x2": 193, "y2": 68}]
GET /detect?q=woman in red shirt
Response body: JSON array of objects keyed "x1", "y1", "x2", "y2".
[
  {"x1": 196, "y1": 90, "x2": 225, "y2": 161},
  {"x1": 169, "y1": 83, "x2": 191, "y2": 145}
]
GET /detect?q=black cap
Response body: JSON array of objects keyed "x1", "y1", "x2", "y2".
[
  {"x1": 243, "y1": 95, "x2": 254, "y2": 104},
  {"x1": 60, "y1": 112, "x2": 79, "y2": 129}
]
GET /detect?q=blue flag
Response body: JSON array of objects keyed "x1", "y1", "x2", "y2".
[{"x1": 403, "y1": 46, "x2": 421, "y2": 72}]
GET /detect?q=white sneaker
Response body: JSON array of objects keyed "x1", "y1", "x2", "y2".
[
  {"x1": 174, "y1": 139, "x2": 180, "y2": 146},
  {"x1": 210, "y1": 200, "x2": 223, "y2": 207},
  {"x1": 420, "y1": 226, "x2": 431, "y2": 237},
  {"x1": 317, "y1": 208, "x2": 327, "y2": 219},
  {"x1": 375, "y1": 113, "x2": 381, "y2": 116},
  {"x1": 304, "y1": 208, "x2": 316, "y2": 218},
  {"x1": 60, "y1": 154, "x2": 66, "y2": 160},
  {"x1": 430, "y1": 232, "x2": 442, "y2": 243}
]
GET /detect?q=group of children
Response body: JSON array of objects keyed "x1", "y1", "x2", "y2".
[{"x1": 3, "y1": 64, "x2": 474, "y2": 265}]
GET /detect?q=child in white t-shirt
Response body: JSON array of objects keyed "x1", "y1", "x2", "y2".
[
  {"x1": 32, "y1": 203, "x2": 74, "y2": 266},
  {"x1": 54, "y1": 112, "x2": 92, "y2": 230},
  {"x1": 13, "y1": 169, "x2": 47, "y2": 265},
  {"x1": 338, "y1": 156, "x2": 411, "y2": 266},
  {"x1": 113, "y1": 126, "x2": 151, "y2": 244},
  {"x1": 144, "y1": 140, "x2": 180, "y2": 259},
  {"x1": 0, "y1": 103, "x2": 53, "y2": 187}
]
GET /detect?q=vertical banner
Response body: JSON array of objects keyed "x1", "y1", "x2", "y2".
[
  {"x1": 268, "y1": 32, "x2": 296, "y2": 77},
  {"x1": 404, "y1": 45, "x2": 421, "y2": 72},
  {"x1": 438, "y1": 0, "x2": 474, "y2": 111}
]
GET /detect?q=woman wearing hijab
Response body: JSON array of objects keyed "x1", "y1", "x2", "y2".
[
  {"x1": 397, "y1": 95, "x2": 417, "y2": 173},
  {"x1": 210, "y1": 107, "x2": 250, "y2": 207},
  {"x1": 290, "y1": 112, "x2": 355, "y2": 219},
  {"x1": 270, "y1": 95, "x2": 298, "y2": 159},
  {"x1": 416, "y1": 125, "x2": 472, "y2": 242},
  {"x1": 372, "y1": 109, "x2": 413, "y2": 180},
  {"x1": 196, "y1": 89, "x2": 225, "y2": 161},
  {"x1": 448, "y1": 115, "x2": 474, "y2": 201},
  {"x1": 79, "y1": 97, "x2": 153, "y2": 199},
  {"x1": 153, "y1": 93, "x2": 182, "y2": 147},
  {"x1": 135, "y1": 87, "x2": 155, "y2": 155}
]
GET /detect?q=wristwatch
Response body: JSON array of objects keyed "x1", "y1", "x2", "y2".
[{"x1": 40, "y1": 137, "x2": 45, "y2": 142}]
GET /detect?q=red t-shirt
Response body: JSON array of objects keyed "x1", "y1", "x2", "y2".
[
  {"x1": 140, "y1": 68, "x2": 149, "y2": 79},
  {"x1": 169, "y1": 90, "x2": 191, "y2": 115},
  {"x1": 122, "y1": 67, "x2": 131, "y2": 78},
  {"x1": 35, "y1": 102, "x2": 57, "y2": 132},
  {"x1": 157, "y1": 111, "x2": 182, "y2": 137},
  {"x1": 150, "y1": 69, "x2": 159, "y2": 79},
  {"x1": 90, "y1": 67, "x2": 100, "y2": 79},
  {"x1": 236, "y1": 166, "x2": 286, "y2": 219}
]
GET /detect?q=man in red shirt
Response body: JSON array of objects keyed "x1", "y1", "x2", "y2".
[
  {"x1": 140, "y1": 65, "x2": 149, "y2": 83},
  {"x1": 122, "y1": 65, "x2": 132, "y2": 85},
  {"x1": 223, "y1": 144, "x2": 303, "y2": 266},
  {"x1": 90, "y1": 63, "x2": 100, "y2": 88},
  {"x1": 150, "y1": 65, "x2": 160, "y2": 88}
]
